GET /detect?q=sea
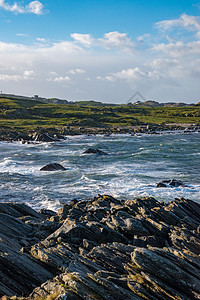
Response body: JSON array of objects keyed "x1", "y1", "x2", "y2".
[{"x1": 0, "y1": 131, "x2": 200, "y2": 212}]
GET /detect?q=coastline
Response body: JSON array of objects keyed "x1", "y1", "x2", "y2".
[
  {"x1": 0, "y1": 123, "x2": 199, "y2": 143},
  {"x1": 1, "y1": 195, "x2": 200, "y2": 299}
]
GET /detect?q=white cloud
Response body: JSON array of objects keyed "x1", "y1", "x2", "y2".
[
  {"x1": 48, "y1": 41, "x2": 84, "y2": 55},
  {"x1": 0, "y1": 70, "x2": 34, "y2": 81},
  {"x1": 71, "y1": 31, "x2": 134, "y2": 52},
  {"x1": 23, "y1": 70, "x2": 34, "y2": 78},
  {"x1": 16, "y1": 33, "x2": 29, "y2": 37},
  {"x1": 0, "y1": 0, "x2": 24, "y2": 13},
  {"x1": 156, "y1": 13, "x2": 200, "y2": 37},
  {"x1": 98, "y1": 31, "x2": 134, "y2": 52},
  {"x1": 36, "y1": 38, "x2": 46, "y2": 42},
  {"x1": 153, "y1": 40, "x2": 200, "y2": 57},
  {"x1": 53, "y1": 76, "x2": 71, "y2": 83},
  {"x1": 75, "y1": 68, "x2": 86, "y2": 74},
  {"x1": 113, "y1": 67, "x2": 145, "y2": 80},
  {"x1": 68, "y1": 68, "x2": 86, "y2": 74},
  {"x1": 47, "y1": 73, "x2": 71, "y2": 83},
  {"x1": 0, "y1": 0, "x2": 45, "y2": 14},
  {"x1": 137, "y1": 34, "x2": 151, "y2": 43},
  {"x1": 26, "y1": 1, "x2": 44, "y2": 15},
  {"x1": 71, "y1": 33, "x2": 93, "y2": 47},
  {"x1": 0, "y1": 20, "x2": 199, "y2": 102},
  {"x1": 105, "y1": 75, "x2": 115, "y2": 82}
]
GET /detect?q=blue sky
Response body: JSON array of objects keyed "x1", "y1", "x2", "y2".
[{"x1": 0, "y1": 0, "x2": 200, "y2": 103}]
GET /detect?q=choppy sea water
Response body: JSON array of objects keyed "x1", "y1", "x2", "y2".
[{"x1": 0, "y1": 132, "x2": 200, "y2": 211}]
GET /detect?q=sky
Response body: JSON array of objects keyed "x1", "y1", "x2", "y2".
[{"x1": 0, "y1": 0, "x2": 200, "y2": 103}]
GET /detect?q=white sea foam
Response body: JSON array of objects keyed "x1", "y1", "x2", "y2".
[{"x1": 0, "y1": 133, "x2": 200, "y2": 210}]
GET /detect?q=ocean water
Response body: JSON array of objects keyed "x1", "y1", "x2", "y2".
[{"x1": 0, "y1": 132, "x2": 200, "y2": 211}]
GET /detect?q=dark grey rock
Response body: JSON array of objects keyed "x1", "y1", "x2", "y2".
[
  {"x1": 1, "y1": 196, "x2": 200, "y2": 299},
  {"x1": 0, "y1": 237, "x2": 53, "y2": 297},
  {"x1": 157, "y1": 178, "x2": 189, "y2": 188},
  {"x1": 131, "y1": 247, "x2": 200, "y2": 299},
  {"x1": 83, "y1": 147, "x2": 108, "y2": 155},
  {"x1": 34, "y1": 133, "x2": 60, "y2": 142},
  {"x1": 0, "y1": 202, "x2": 43, "y2": 219},
  {"x1": 40, "y1": 162, "x2": 66, "y2": 171}
]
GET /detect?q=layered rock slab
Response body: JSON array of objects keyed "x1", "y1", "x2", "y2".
[{"x1": 0, "y1": 195, "x2": 200, "y2": 299}]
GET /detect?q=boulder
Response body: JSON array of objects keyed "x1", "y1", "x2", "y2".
[
  {"x1": 157, "y1": 178, "x2": 188, "y2": 188},
  {"x1": 83, "y1": 147, "x2": 108, "y2": 155},
  {"x1": 34, "y1": 133, "x2": 60, "y2": 142},
  {"x1": 40, "y1": 163, "x2": 66, "y2": 171}
]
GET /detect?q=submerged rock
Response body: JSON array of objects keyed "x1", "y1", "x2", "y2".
[
  {"x1": 83, "y1": 147, "x2": 108, "y2": 155},
  {"x1": 157, "y1": 178, "x2": 188, "y2": 188},
  {"x1": 1, "y1": 196, "x2": 200, "y2": 299},
  {"x1": 40, "y1": 163, "x2": 66, "y2": 171}
]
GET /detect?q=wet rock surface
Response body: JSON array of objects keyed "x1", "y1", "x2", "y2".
[
  {"x1": 1, "y1": 195, "x2": 200, "y2": 299},
  {"x1": 40, "y1": 163, "x2": 66, "y2": 171},
  {"x1": 0, "y1": 123, "x2": 200, "y2": 143},
  {"x1": 83, "y1": 147, "x2": 108, "y2": 155},
  {"x1": 157, "y1": 179, "x2": 189, "y2": 188}
]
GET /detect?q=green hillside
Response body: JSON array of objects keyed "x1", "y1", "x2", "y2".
[{"x1": 0, "y1": 97, "x2": 199, "y2": 131}]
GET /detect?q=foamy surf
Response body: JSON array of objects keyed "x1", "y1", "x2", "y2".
[{"x1": 0, "y1": 132, "x2": 200, "y2": 211}]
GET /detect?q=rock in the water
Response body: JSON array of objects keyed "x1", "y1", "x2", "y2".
[
  {"x1": 157, "y1": 178, "x2": 188, "y2": 188},
  {"x1": 34, "y1": 133, "x2": 60, "y2": 142},
  {"x1": 40, "y1": 163, "x2": 66, "y2": 171},
  {"x1": 83, "y1": 147, "x2": 108, "y2": 155}
]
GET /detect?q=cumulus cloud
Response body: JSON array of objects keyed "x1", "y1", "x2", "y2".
[
  {"x1": 0, "y1": 70, "x2": 34, "y2": 81},
  {"x1": 153, "y1": 40, "x2": 200, "y2": 57},
  {"x1": 68, "y1": 68, "x2": 86, "y2": 74},
  {"x1": 0, "y1": 19, "x2": 199, "y2": 102},
  {"x1": 27, "y1": 1, "x2": 44, "y2": 15},
  {"x1": 51, "y1": 76, "x2": 71, "y2": 83},
  {"x1": 71, "y1": 33, "x2": 93, "y2": 47},
  {"x1": 71, "y1": 31, "x2": 134, "y2": 52},
  {"x1": 0, "y1": 0, "x2": 45, "y2": 14},
  {"x1": 96, "y1": 75, "x2": 115, "y2": 82},
  {"x1": 0, "y1": 0, "x2": 24, "y2": 13},
  {"x1": 98, "y1": 31, "x2": 134, "y2": 52},
  {"x1": 113, "y1": 67, "x2": 145, "y2": 80},
  {"x1": 156, "y1": 13, "x2": 200, "y2": 38}
]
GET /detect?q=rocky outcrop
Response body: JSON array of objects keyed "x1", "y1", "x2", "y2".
[
  {"x1": 1, "y1": 196, "x2": 200, "y2": 299},
  {"x1": 83, "y1": 148, "x2": 108, "y2": 155},
  {"x1": 33, "y1": 133, "x2": 60, "y2": 142},
  {"x1": 157, "y1": 179, "x2": 189, "y2": 188},
  {"x1": 40, "y1": 163, "x2": 66, "y2": 171}
]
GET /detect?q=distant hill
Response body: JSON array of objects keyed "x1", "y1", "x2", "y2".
[
  {"x1": 0, "y1": 93, "x2": 198, "y2": 107},
  {"x1": 76, "y1": 100, "x2": 117, "y2": 107},
  {"x1": 0, "y1": 95, "x2": 199, "y2": 132},
  {"x1": 131, "y1": 100, "x2": 195, "y2": 107}
]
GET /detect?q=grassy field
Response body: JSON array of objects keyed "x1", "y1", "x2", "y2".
[{"x1": 0, "y1": 97, "x2": 199, "y2": 131}]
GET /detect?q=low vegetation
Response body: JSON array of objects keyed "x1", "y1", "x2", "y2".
[{"x1": 0, "y1": 97, "x2": 199, "y2": 131}]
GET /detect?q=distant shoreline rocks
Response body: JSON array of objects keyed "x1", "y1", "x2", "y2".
[{"x1": 0, "y1": 124, "x2": 200, "y2": 143}]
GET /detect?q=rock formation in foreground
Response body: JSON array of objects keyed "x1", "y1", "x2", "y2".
[{"x1": 0, "y1": 195, "x2": 200, "y2": 299}]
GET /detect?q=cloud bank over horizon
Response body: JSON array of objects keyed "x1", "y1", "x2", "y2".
[{"x1": 0, "y1": 10, "x2": 199, "y2": 103}]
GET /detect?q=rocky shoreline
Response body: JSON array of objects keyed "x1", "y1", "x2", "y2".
[
  {"x1": 0, "y1": 123, "x2": 200, "y2": 143},
  {"x1": 0, "y1": 195, "x2": 200, "y2": 299}
]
